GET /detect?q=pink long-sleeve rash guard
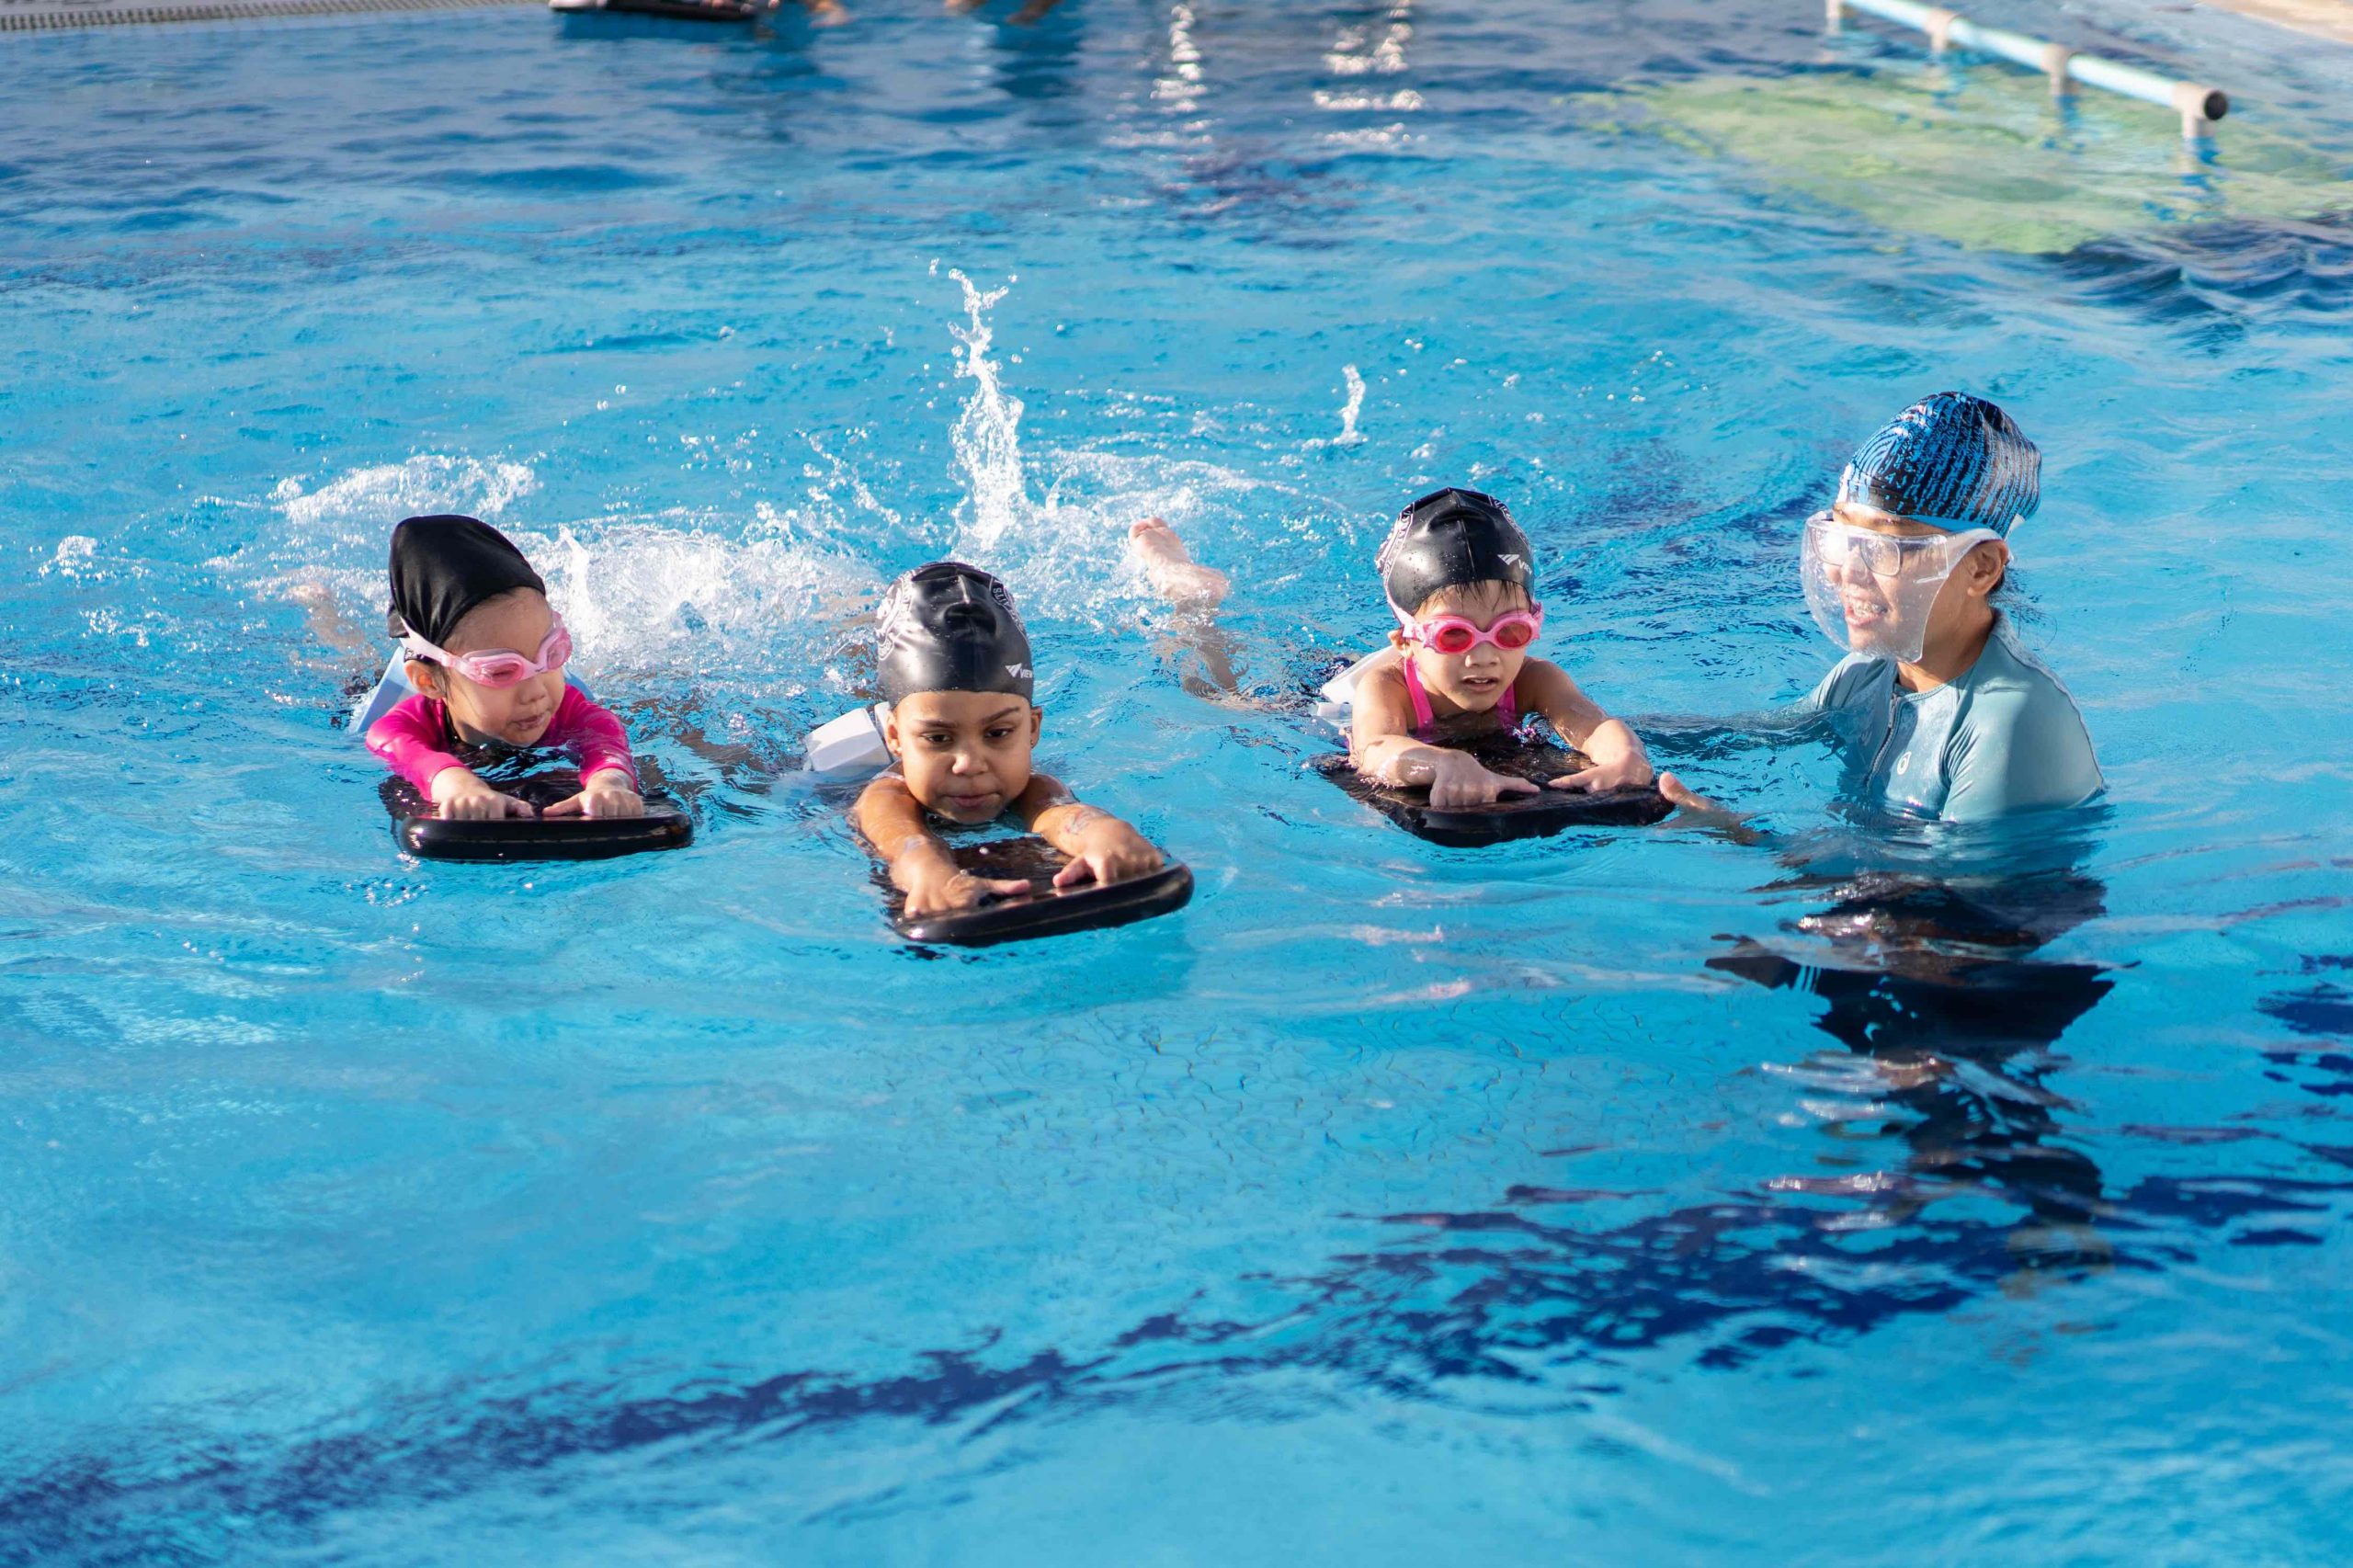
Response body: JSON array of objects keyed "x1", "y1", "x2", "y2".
[{"x1": 366, "y1": 686, "x2": 640, "y2": 796}]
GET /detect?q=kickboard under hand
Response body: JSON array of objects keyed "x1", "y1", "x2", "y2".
[
  {"x1": 551, "y1": 0, "x2": 758, "y2": 20},
  {"x1": 1312, "y1": 733, "x2": 1672, "y2": 846},
  {"x1": 384, "y1": 771, "x2": 694, "y2": 863},
  {"x1": 886, "y1": 835, "x2": 1193, "y2": 948}
]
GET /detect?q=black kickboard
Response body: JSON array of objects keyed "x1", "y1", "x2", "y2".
[
  {"x1": 569, "y1": 0, "x2": 757, "y2": 19},
  {"x1": 384, "y1": 771, "x2": 694, "y2": 863},
  {"x1": 888, "y1": 835, "x2": 1193, "y2": 948},
  {"x1": 1313, "y1": 733, "x2": 1671, "y2": 846}
]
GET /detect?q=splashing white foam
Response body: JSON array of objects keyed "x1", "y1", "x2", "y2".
[
  {"x1": 538, "y1": 515, "x2": 879, "y2": 700},
  {"x1": 932, "y1": 270, "x2": 1302, "y2": 628},
  {"x1": 216, "y1": 280, "x2": 1304, "y2": 709},
  {"x1": 1337, "y1": 365, "x2": 1367, "y2": 446},
  {"x1": 946, "y1": 268, "x2": 1030, "y2": 560},
  {"x1": 220, "y1": 451, "x2": 883, "y2": 705},
  {"x1": 279, "y1": 456, "x2": 537, "y2": 550},
  {"x1": 42, "y1": 537, "x2": 97, "y2": 578},
  {"x1": 214, "y1": 455, "x2": 542, "y2": 609}
]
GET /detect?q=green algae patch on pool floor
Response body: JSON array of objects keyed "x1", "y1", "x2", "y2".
[{"x1": 1605, "y1": 67, "x2": 2353, "y2": 255}]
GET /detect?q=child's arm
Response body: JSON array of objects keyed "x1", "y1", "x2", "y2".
[
  {"x1": 1017, "y1": 774, "x2": 1164, "y2": 889},
  {"x1": 365, "y1": 696, "x2": 532, "y2": 821},
  {"x1": 1348, "y1": 657, "x2": 1542, "y2": 809},
  {"x1": 1516, "y1": 660, "x2": 1654, "y2": 793},
  {"x1": 543, "y1": 688, "x2": 646, "y2": 820},
  {"x1": 856, "y1": 775, "x2": 1030, "y2": 916}
]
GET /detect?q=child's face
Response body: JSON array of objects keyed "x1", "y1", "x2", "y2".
[
  {"x1": 884, "y1": 690, "x2": 1041, "y2": 824},
  {"x1": 406, "y1": 589, "x2": 567, "y2": 748},
  {"x1": 1394, "y1": 579, "x2": 1536, "y2": 713}
]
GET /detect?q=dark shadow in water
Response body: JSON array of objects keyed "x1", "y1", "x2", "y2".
[
  {"x1": 978, "y1": 0, "x2": 1086, "y2": 121},
  {"x1": 13, "y1": 1159, "x2": 2350, "y2": 1560},
  {"x1": 2259, "y1": 953, "x2": 2353, "y2": 1100},
  {"x1": 2053, "y1": 211, "x2": 2353, "y2": 325},
  {"x1": 8, "y1": 853, "x2": 2347, "y2": 1551},
  {"x1": 1709, "y1": 867, "x2": 2116, "y2": 1251}
]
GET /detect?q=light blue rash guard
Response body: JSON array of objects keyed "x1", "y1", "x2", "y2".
[{"x1": 1800, "y1": 615, "x2": 2103, "y2": 824}]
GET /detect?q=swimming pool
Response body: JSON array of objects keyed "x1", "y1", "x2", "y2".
[{"x1": 3, "y1": 0, "x2": 2351, "y2": 1559}]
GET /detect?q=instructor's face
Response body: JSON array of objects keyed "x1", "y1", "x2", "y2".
[{"x1": 1829, "y1": 502, "x2": 2003, "y2": 653}]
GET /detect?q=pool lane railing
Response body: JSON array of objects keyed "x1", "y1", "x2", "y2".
[
  {"x1": 1826, "y1": 0, "x2": 2232, "y2": 139},
  {"x1": 0, "y1": 0, "x2": 531, "y2": 32}
]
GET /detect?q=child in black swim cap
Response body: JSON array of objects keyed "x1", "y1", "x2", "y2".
[
  {"x1": 855, "y1": 562, "x2": 1163, "y2": 917},
  {"x1": 1347, "y1": 488, "x2": 1654, "y2": 807},
  {"x1": 366, "y1": 515, "x2": 646, "y2": 822},
  {"x1": 1132, "y1": 492, "x2": 1654, "y2": 808}
]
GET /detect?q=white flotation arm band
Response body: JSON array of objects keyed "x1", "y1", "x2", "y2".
[
  {"x1": 1313, "y1": 652, "x2": 1384, "y2": 728},
  {"x1": 805, "y1": 702, "x2": 895, "y2": 776},
  {"x1": 348, "y1": 652, "x2": 596, "y2": 739}
]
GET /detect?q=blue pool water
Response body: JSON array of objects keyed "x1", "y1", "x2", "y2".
[{"x1": 4, "y1": 0, "x2": 2352, "y2": 1560}]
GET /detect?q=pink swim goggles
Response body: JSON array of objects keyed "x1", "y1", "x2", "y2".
[
  {"x1": 404, "y1": 614, "x2": 573, "y2": 688},
  {"x1": 1394, "y1": 602, "x2": 1543, "y2": 655}
]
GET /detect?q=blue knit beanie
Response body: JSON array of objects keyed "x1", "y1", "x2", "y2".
[{"x1": 1836, "y1": 392, "x2": 2040, "y2": 537}]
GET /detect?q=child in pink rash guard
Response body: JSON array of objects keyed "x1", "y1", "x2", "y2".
[{"x1": 364, "y1": 514, "x2": 645, "y2": 822}]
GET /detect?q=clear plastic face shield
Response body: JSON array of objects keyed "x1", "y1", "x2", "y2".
[{"x1": 1801, "y1": 511, "x2": 2003, "y2": 664}]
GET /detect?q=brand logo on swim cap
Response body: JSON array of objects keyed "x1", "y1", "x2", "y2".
[
  {"x1": 987, "y1": 577, "x2": 1025, "y2": 631},
  {"x1": 1006, "y1": 663, "x2": 1029, "y2": 680},
  {"x1": 875, "y1": 581, "x2": 917, "y2": 648}
]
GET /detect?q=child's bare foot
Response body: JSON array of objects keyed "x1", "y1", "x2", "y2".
[
  {"x1": 289, "y1": 574, "x2": 372, "y2": 656},
  {"x1": 804, "y1": 0, "x2": 849, "y2": 22},
  {"x1": 1128, "y1": 517, "x2": 1230, "y2": 611}
]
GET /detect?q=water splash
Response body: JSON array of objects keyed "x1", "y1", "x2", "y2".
[
  {"x1": 946, "y1": 268, "x2": 1030, "y2": 561},
  {"x1": 280, "y1": 455, "x2": 537, "y2": 550},
  {"x1": 938, "y1": 268, "x2": 1122, "y2": 620},
  {"x1": 933, "y1": 269, "x2": 1304, "y2": 629},
  {"x1": 218, "y1": 455, "x2": 541, "y2": 608},
  {"x1": 216, "y1": 453, "x2": 883, "y2": 706},
  {"x1": 1336, "y1": 365, "x2": 1367, "y2": 446},
  {"x1": 540, "y1": 516, "x2": 878, "y2": 701}
]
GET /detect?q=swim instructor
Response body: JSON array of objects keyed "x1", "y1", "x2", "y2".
[{"x1": 1665, "y1": 392, "x2": 2103, "y2": 824}]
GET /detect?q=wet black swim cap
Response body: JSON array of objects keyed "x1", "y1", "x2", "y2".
[
  {"x1": 877, "y1": 562, "x2": 1034, "y2": 704},
  {"x1": 1375, "y1": 488, "x2": 1535, "y2": 615},
  {"x1": 387, "y1": 515, "x2": 545, "y2": 648}
]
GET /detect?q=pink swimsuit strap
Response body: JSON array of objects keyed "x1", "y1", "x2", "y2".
[{"x1": 1400, "y1": 653, "x2": 1517, "y2": 733}]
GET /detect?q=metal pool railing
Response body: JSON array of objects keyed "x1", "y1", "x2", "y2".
[
  {"x1": 0, "y1": 0, "x2": 530, "y2": 31},
  {"x1": 1827, "y1": 0, "x2": 2233, "y2": 138}
]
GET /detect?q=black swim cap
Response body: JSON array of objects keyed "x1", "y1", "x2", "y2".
[
  {"x1": 387, "y1": 515, "x2": 545, "y2": 649},
  {"x1": 1375, "y1": 487, "x2": 1535, "y2": 615},
  {"x1": 877, "y1": 562, "x2": 1034, "y2": 704}
]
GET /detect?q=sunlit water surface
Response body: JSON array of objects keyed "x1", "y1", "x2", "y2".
[{"x1": 3, "y1": 0, "x2": 2352, "y2": 1561}]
